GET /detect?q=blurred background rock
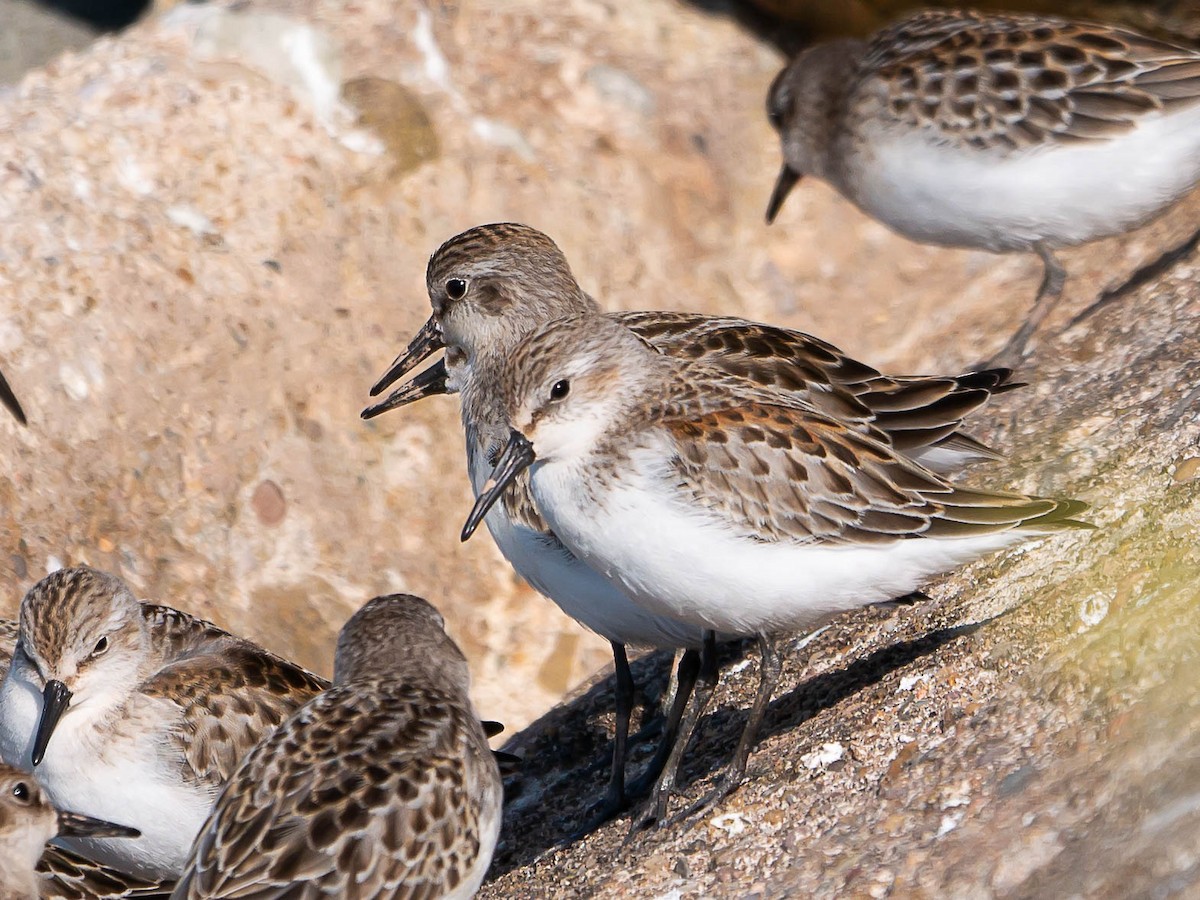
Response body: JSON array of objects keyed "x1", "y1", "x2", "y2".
[{"x1": 0, "y1": 5, "x2": 1197, "y2": 885}]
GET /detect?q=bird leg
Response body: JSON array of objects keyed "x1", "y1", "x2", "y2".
[
  {"x1": 1065, "y1": 223, "x2": 1200, "y2": 330},
  {"x1": 988, "y1": 242, "x2": 1066, "y2": 367},
  {"x1": 626, "y1": 647, "x2": 701, "y2": 799},
  {"x1": 666, "y1": 632, "x2": 783, "y2": 826},
  {"x1": 628, "y1": 631, "x2": 719, "y2": 837}
]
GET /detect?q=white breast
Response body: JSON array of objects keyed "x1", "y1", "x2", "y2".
[
  {"x1": 0, "y1": 666, "x2": 214, "y2": 881},
  {"x1": 467, "y1": 436, "x2": 703, "y2": 649},
  {"x1": 848, "y1": 103, "x2": 1200, "y2": 252},
  {"x1": 530, "y1": 446, "x2": 1038, "y2": 636}
]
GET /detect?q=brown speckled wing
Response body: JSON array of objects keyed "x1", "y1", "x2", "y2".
[
  {"x1": 665, "y1": 398, "x2": 1085, "y2": 545},
  {"x1": 176, "y1": 683, "x2": 500, "y2": 900},
  {"x1": 500, "y1": 311, "x2": 1015, "y2": 536},
  {"x1": 38, "y1": 846, "x2": 173, "y2": 899},
  {"x1": 617, "y1": 310, "x2": 1015, "y2": 454},
  {"x1": 863, "y1": 10, "x2": 1200, "y2": 150},
  {"x1": 0, "y1": 618, "x2": 17, "y2": 679},
  {"x1": 138, "y1": 610, "x2": 328, "y2": 787}
]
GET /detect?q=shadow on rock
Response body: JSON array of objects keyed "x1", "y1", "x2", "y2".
[{"x1": 489, "y1": 617, "x2": 983, "y2": 876}]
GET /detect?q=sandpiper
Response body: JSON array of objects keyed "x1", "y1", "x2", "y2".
[
  {"x1": 0, "y1": 761, "x2": 144, "y2": 899},
  {"x1": 363, "y1": 222, "x2": 1020, "y2": 818},
  {"x1": 0, "y1": 567, "x2": 328, "y2": 881},
  {"x1": 1, "y1": 619, "x2": 171, "y2": 898},
  {"x1": 766, "y1": 9, "x2": 1200, "y2": 362},
  {"x1": 173, "y1": 594, "x2": 503, "y2": 899},
  {"x1": 464, "y1": 311, "x2": 1091, "y2": 822}
]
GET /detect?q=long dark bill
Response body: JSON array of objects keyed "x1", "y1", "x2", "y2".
[
  {"x1": 368, "y1": 316, "x2": 445, "y2": 398},
  {"x1": 32, "y1": 680, "x2": 70, "y2": 766},
  {"x1": 461, "y1": 431, "x2": 536, "y2": 542},
  {"x1": 361, "y1": 358, "x2": 449, "y2": 420},
  {"x1": 57, "y1": 809, "x2": 141, "y2": 839},
  {"x1": 764, "y1": 165, "x2": 802, "y2": 225},
  {"x1": 0, "y1": 368, "x2": 27, "y2": 426}
]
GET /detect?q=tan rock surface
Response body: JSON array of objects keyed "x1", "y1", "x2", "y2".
[{"x1": 0, "y1": 1, "x2": 1197, "y2": 895}]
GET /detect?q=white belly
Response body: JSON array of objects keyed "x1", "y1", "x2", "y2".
[
  {"x1": 0, "y1": 667, "x2": 214, "y2": 881},
  {"x1": 468, "y1": 439, "x2": 703, "y2": 648},
  {"x1": 849, "y1": 104, "x2": 1200, "y2": 252},
  {"x1": 530, "y1": 452, "x2": 1037, "y2": 636}
]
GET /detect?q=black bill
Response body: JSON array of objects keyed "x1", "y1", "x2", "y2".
[
  {"x1": 32, "y1": 679, "x2": 70, "y2": 766},
  {"x1": 361, "y1": 358, "x2": 449, "y2": 419},
  {"x1": 765, "y1": 165, "x2": 802, "y2": 225},
  {"x1": 461, "y1": 431, "x2": 536, "y2": 542},
  {"x1": 369, "y1": 316, "x2": 444, "y2": 398},
  {"x1": 57, "y1": 809, "x2": 141, "y2": 839},
  {"x1": 0, "y1": 367, "x2": 26, "y2": 426}
]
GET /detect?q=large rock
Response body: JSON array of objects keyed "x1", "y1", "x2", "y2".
[{"x1": 0, "y1": 1, "x2": 1197, "y2": 894}]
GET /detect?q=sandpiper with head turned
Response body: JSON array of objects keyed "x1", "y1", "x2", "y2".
[
  {"x1": 464, "y1": 311, "x2": 1091, "y2": 823},
  {"x1": 0, "y1": 567, "x2": 328, "y2": 881},
  {"x1": 173, "y1": 594, "x2": 503, "y2": 900},
  {"x1": 767, "y1": 9, "x2": 1200, "y2": 362},
  {"x1": 363, "y1": 222, "x2": 1022, "y2": 821}
]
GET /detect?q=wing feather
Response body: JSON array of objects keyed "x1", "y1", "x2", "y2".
[
  {"x1": 178, "y1": 683, "x2": 500, "y2": 899},
  {"x1": 864, "y1": 10, "x2": 1200, "y2": 149},
  {"x1": 665, "y1": 398, "x2": 1087, "y2": 545}
]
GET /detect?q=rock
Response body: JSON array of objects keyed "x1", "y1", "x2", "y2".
[
  {"x1": 0, "y1": 0, "x2": 97, "y2": 86},
  {"x1": 0, "y1": 0, "x2": 1197, "y2": 896}
]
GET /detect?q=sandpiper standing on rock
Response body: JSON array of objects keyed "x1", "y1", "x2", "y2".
[
  {"x1": 173, "y1": 594, "x2": 503, "y2": 900},
  {"x1": 0, "y1": 566, "x2": 328, "y2": 881},
  {"x1": 464, "y1": 312, "x2": 1091, "y2": 824},
  {"x1": 766, "y1": 9, "x2": 1200, "y2": 363},
  {"x1": 364, "y1": 222, "x2": 1021, "y2": 820}
]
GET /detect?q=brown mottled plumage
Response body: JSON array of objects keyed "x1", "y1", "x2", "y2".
[
  {"x1": 0, "y1": 567, "x2": 328, "y2": 881},
  {"x1": 767, "y1": 10, "x2": 1200, "y2": 362},
  {"x1": 361, "y1": 222, "x2": 1020, "y2": 820},
  {"x1": 863, "y1": 10, "x2": 1200, "y2": 150},
  {"x1": 36, "y1": 847, "x2": 173, "y2": 899},
  {"x1": 173, "y1": 595, "x2": 502, "y2": 900},
  {"x1": 464, "y1": 311, "x2": 1090, "y2": 823}
]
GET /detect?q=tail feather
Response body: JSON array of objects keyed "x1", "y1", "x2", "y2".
[{"x1": 926, "y1": 489, "x2": 1092, "y2": 538}]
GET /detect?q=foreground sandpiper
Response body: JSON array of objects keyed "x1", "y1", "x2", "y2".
[
  {"x1": 0, "y1": 567, "x2": 328, "y2": 881},
  {"x1": 0, "y1": 762, "x2": 144, "y2": 900},
  {"x1": 173, "y1": 594, "x2": 503, "y2": 899},
  {"x1": 364, "y1": 222, "x2": 1020, "y2": 819},
  {"x1": 766, "y1": 9, "x2": 1200, "y2": 362},
  {"x1": 464, "y1": 312, "x2": 1091, "y2": 822}
]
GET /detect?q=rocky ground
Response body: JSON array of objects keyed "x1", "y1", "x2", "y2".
[{"x1": 0, "y1": 0, "x2": 1197, "y2": 896}]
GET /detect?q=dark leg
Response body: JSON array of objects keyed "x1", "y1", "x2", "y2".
[
  {"x1": 626, "y1": 646, "x2": 701, "y2": 798},
  {"x1": 629, "y1": 630, "x2": 719, "y2": 836},
  {"x1": 605, "y1": 642, "x2": 634, "y2": 810},
  {"x1": 573, "y1": 642, "x2": 635, "y2": 834},
  {"x1": 988, "y1": 242, "x2": 1066, "y2": 367},
  {"x1": 667, "y1": 633, "x2": 783, "y2": 824},
  {"x1": 1065, "y1": 224, "x2": 1200, "y2": 329}
]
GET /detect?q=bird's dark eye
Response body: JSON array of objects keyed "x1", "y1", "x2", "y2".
[
  {"x1": 91, "y1": 636, "x2": 108, "y2": 658},
  {"x1": 445, "y1": 279, "x2": 468, "y2": 300},
  {"x1": 549, "y1": 380, "x2": 570, "y2": 401},
  {"x1": 12, "y1": 781, "x2": 30, "y2": 804}
]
